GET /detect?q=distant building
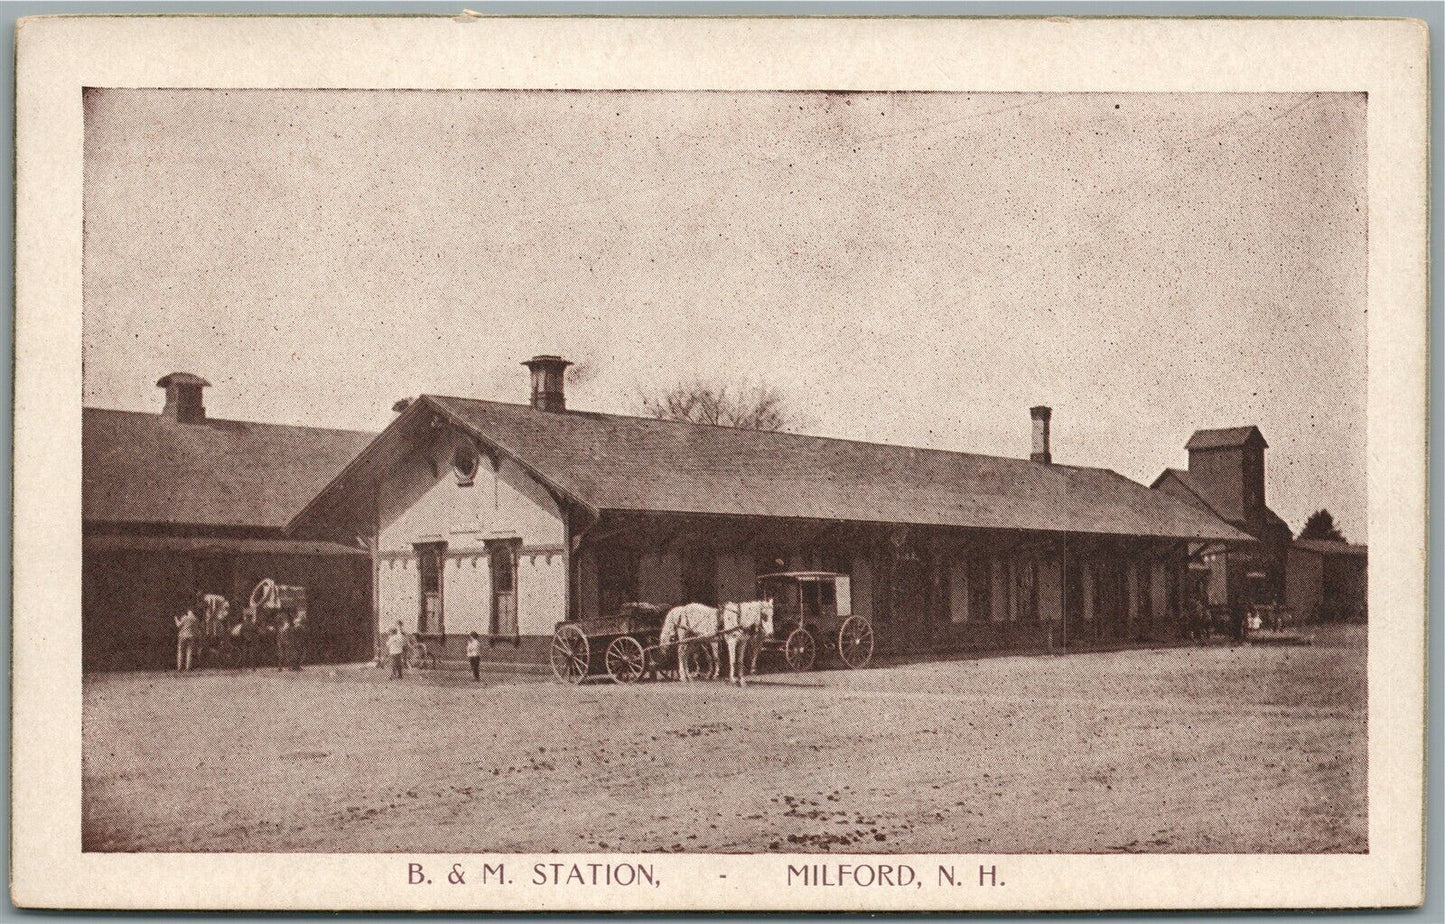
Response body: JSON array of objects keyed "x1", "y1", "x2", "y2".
[
  {"x1": 290, "y1": 356, "x2": 1249, "y2": 667},
  {"x1": 1152, "y1": 426, "x2": 1310, "y2": 617},
  {"x1": 83, "y1": 374, "x2": 376, "y2": 670},
  {"x1": 1285, "y1": 539, "x2": 1368, "y2": 622}
]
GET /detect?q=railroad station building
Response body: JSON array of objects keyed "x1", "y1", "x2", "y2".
[
  {"x1": 290, "y1": 356, "x2": 1251, "y2": 667},
  {"x1": 82, "y1": 374, "x2": 377, "y2": 670}
]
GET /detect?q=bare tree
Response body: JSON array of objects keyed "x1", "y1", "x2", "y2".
[{"x1": 636, "y1": 378, "x2": 803, "y2": 432}]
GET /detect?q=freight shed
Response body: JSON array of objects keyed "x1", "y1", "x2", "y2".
[
  {"x1": 82, "y1": 374, "x2": 376, "y2": 670},
  {"x1": 290, "y1": 356, "x2": 1251, "y2": 668}
]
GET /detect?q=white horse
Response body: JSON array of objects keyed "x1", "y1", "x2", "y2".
[
  {"x1": 659, "y1": 603, "x2": 720, "y2": 682},
  {"x1": 717, "y1": 599, "x2": 774, "y2": 687}
]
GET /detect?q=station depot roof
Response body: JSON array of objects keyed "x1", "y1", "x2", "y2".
[
  {"x1": 84, "y1": 407, "x2": 376, "y2": 531},
  {"x1": 289, "y1": 396, "x2": 1252, "y2": 544}
]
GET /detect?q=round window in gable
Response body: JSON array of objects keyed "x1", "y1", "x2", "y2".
[{"x1": 452, "y1": 441, "x2": 480, "y2": 486}]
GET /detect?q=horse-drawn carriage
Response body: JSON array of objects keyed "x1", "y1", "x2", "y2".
[
  {"x1": 548, "y1": 571, "x2": 875, "y2": 684},
  {"x1": 549, "y1": 602, "x2": 717, "y2": 685},
  {"x1": 756, "y1": 571, "x2": 874, "y2": 671},
  {"x1": 246, "y1": 578, "x2": 308, "y2": 630},
  {"x1": 193, "y1": 579, "x2": 310, "y2": 668}
]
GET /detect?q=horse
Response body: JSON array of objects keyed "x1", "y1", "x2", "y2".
[
  {"x1": 717, "y1": 599, "x2": 774, "y2": 687},
  {"x1": 659, "y1": 603, "x2": 720, "y2": 682}
]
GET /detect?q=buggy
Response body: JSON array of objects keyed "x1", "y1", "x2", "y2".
[{"x1": 754, "y1": 572, "x2": 874, "y2": 671}]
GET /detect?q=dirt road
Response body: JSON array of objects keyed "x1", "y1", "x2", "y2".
[{"x1": 83, "y1": 627, "x2": 1366, "y2": 853}]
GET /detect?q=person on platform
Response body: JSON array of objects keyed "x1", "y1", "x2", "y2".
[
  {"x1": 289, "y1": 611, "x2": 307, "y2": 670},
  {"x1": 387, "y1": 622, "x2": 407, "y2": 679},
  {"x1": 466, "y1": 632, "x2": 482, "y2": 681},
  {"x1": 276, "y1": 616, "x2": 293, "y2": 672},
  {"x1": 174, "y1": 605, "x2": 201, "y2": 672}
]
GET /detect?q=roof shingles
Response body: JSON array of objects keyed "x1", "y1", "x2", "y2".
[
  {"x1": 84, "y1": 408, "x2": 375, "y2": 530},
  {"x1": 388, "y1": 397, "x2": 1247, "y2": 542}
]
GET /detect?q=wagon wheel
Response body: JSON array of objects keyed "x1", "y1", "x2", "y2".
[
  {"x1": 605, "y1": 636, "x2": 647, "y2": 685},
  {"x1": 682, "y1": 640, "x2": 717, "y2": 682},
  {"x1": 837, "y1": 616, "x2": 875, "y2": 669},
  {"x1": 783, "y1": 627, "x2": 817, "y2": 672},
  {"x1": 550, "y1": 624, "x2": 590, "y2": 684}
]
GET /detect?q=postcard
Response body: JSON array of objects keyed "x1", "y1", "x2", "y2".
[{"x1": 11, "y1": 14, "x2": 1427, "y2": 910}]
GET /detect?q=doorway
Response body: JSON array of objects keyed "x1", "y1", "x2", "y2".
[
  {"x1": 415, "y1": 542, "x2": 445, "y2": 635},
  {"x1": 889, "y1": 555, "x2": 932, "y2": 653},
  {"x1": 487, "y1": 539, "x2": 520, "y2": 643}
]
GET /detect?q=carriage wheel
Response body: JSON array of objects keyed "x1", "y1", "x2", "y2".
[
  {"x1": 550, "y1": 625, "x2": 590, "y2": 684},
  {"x1": 682, "y1": 641, "x2": 717, "y2": 682},
  {"x1": 783, "y1": 628, "x2": 817, "y2": 672},
  {"x1": 837, "y1": 616, "x2": 875, "y2": 669},
  {"x1": 605, "y1": 636, "x2": 647, "y2": 685}
]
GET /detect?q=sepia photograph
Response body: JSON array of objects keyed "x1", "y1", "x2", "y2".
[
  {"x1": 12, "y1": 14, "x2": 1427, "y2": 912},
  {"x1": 80, "y1": 86, "x2": 1368, "y2": 855}
]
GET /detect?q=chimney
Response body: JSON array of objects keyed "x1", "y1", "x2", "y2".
[
  {"x1": 157, "y1": 372, "x2": 210, "y2": 424},
  {"x1": 1030, "y1": 405, "x2": 1052, "y2": 464},
  {"x1": 522, "y1": 355, "x2": 572, "y2": 412}
]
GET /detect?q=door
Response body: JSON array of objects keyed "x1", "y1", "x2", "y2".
[
  {"x1": 889, "y1": 555, "x2": 931, "y2": 653},
  {"x1": 415, "y1": 542, "x2": 445, "y2": 635},
  {"x1": 487, "y1": 539, "x2": 520, "y2": 641}
]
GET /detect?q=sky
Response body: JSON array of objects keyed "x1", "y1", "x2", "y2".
[{"x1": 82, "y1": 89, "x2": 1368, "y2": 540}]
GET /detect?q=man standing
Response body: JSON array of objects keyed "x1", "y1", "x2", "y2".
[
  {"x1": 174, "y1": 605, "x2": 200, "y2": 672},
  {"x1": 201, "y1": 593, "x2": 229, "y2": 642},
  {"x1": 387, "y1": 622, "x2": 407, "y2": 679},
  {"x1": 276, "y1": 616, "x2": 292, "y2": 672},
  {"x1": 289, "y1": 611, "x2": 307, "y2": 670}
]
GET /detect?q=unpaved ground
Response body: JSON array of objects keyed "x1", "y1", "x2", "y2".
[{"x1": 83, "y1": 626, "x2": 1366, "y2": 853}]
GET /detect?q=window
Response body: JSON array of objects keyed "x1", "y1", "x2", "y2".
[
  {"x1": 819, "y1": 580, "x2": 836, "y2": 608},
  {"x1": 486, "y1": 539, "x2": 520, "y2": 641},
  {"x1": 1065, "y1": 555, "x2": 1085, "y2": 622},
  {"x1": 1137, "y1": 561, "x2": 1153, "y2": 626},
  {"x1": 762, "y1": 577, "x2": 799, "y2": 614},
  {"x1": 1015, "y1": 555, "x2": 1038, "y2": 621},
  {"x1": 452, "y1": 441, "x2": 480, "y2": 486},
  {"x1": 801, "y1": 580, "x2": 821, "y2": 616},
  {"x1": 968, "y1": 554, "x2": 992, "y2": 624},
  {"x1": 415, "y1": 542, "x2": 446, "y2": 635},
  {"x1": 990, "y1": 556, "x2": 1008, "y2": 622},
  {"x1": 949, "y1": 555, "x2": 969, "y2": 623}
]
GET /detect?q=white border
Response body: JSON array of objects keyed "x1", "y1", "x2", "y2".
[{"x1": 12, "y1": 15, "x2": 1428, "y2": 910}]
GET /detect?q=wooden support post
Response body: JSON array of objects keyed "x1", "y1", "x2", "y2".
[{"x1": 1060, "y1": 533, "x2": 1069, "y2": 651}]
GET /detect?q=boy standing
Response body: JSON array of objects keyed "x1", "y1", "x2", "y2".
[
  {"x1": 466, "y1": 632, "x2": 482, "y2": 681},
  {"x1": 387, "y1": 623, "x2": 407, "y2": 679}
]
